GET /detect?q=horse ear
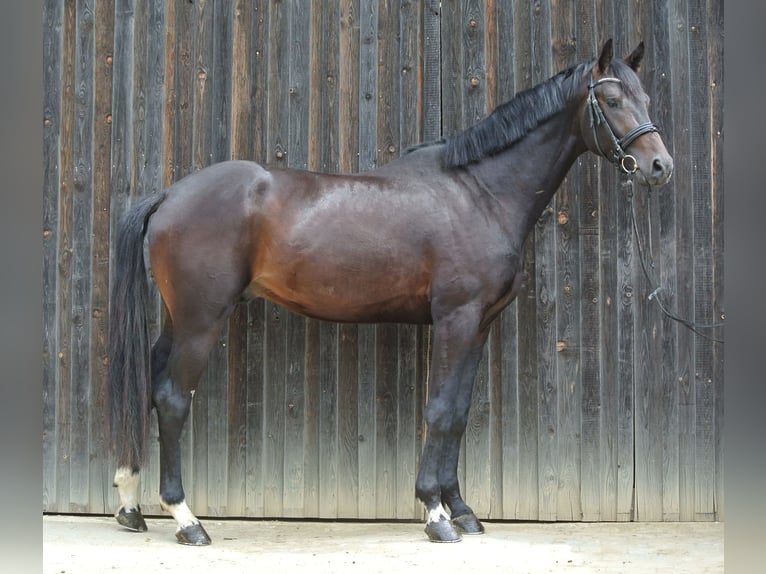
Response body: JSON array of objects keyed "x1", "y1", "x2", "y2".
[
  {"x1": 598, "y1": 38, "x2": 614, "y2": 74},
  {"x1": 625, "y1": 41, "x2": 645, "y2": 71}
]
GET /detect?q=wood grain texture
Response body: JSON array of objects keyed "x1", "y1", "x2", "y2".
[{"x1": 42, "y1": 0, "x2": 724, "y2": 522}]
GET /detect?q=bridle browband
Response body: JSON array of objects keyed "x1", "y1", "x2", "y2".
[{"x1": 587, "y1": 73, "x2": 659, "y2": 174}]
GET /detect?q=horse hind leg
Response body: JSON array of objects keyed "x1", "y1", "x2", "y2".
[
  {"x1": 152, "y1": 321, "x2": 234, "y2": 545},
  {"x1": 113, "y1": 467, "x2": 147, "y2": 532},
  {"x1": 112, "y1": 326, "x2": 173, "y2": 533}
]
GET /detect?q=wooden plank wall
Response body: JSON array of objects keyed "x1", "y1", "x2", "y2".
[{"x1": 43, "y1": 0, "x2": 724, "y2": 522}]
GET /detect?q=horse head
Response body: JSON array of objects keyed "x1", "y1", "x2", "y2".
[{"x1": 579, "y1": 39, "x2": 673, "y2": 186}]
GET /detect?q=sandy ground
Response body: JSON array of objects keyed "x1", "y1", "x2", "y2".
[{"x1": 43, "y1": 514, "x2": 723, "y2": 574}]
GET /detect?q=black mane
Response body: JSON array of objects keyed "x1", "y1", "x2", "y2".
[{"x1": 442, "y1": 62, "x2": 590, "y2": 168}]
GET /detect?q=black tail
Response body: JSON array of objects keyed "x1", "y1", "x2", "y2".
[{"x1": 108, "y1": 190, "x2": 167, "y2": 470}]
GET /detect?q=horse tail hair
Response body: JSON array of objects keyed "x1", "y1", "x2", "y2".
[{"x1": 107, "y1": 190, "x2": 167, "y2": 471}]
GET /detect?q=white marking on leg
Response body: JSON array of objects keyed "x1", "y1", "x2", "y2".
[
  {"x1": 427, "y1": 502, "x2": 451, "y2": 524},
  {"x1": 113, "y1": 467, "x2": 140, "y2": 513},
  {"x1": 161, "y1": 500, "x2": 200, "y2": 530}
]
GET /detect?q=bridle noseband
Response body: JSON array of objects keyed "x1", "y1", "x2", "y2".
[{"x1": 587, "y1": 74, "x2": 659, "y2": 174}]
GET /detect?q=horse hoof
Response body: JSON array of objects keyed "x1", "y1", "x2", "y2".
[
  {"x1": 176, "y1": 523, "x2": 212, "y2": 546},
  {"x1": 452, "y1": 512, "x2": 485, "y2": 535},
  {"x1": 424, "y1": 519, "x2": 462, "y2": 543},
  {"x1": 116, "y1": 506, "x2": 148, "y2": 532}
]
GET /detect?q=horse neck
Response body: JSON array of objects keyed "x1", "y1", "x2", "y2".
[{"x1": 465, "y1": 106, "x2": 586, "y2": 240}]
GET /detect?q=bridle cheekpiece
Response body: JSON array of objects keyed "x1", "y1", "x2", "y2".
[{"x1": 587, "y1": 73, "x2": 659, "y2": 174}]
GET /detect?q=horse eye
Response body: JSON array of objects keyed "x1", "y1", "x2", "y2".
[{"x1": 606, "y1": 98, "x2": 620, "y2": 109}]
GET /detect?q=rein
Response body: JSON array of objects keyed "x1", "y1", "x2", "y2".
[
  {"x1": 588, "y1": 74, "x2": 659, "y2": 174},
  {"x1": 625, "y1": 178, "x2": 724, "y2": 343}
]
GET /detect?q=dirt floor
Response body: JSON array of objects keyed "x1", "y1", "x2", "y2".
[{"x1": 43, "y1": 514, "x2": 723, "y2": 574}]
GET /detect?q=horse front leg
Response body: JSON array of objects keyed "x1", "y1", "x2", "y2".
[
  {"x1": 415, "y1": 305, "x2": 488, "y2": 542},
  {"x1": 438, "y1": 342, "x2": 487, "y2": 536}
]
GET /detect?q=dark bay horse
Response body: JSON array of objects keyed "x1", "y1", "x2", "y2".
[{"x1": 108, "y1": 40, "x2": 672, "y2": 545}]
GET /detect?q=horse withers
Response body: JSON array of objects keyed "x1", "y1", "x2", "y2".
[{"x1": 108, "y1": 39, "x2": 672, "y2": 545}]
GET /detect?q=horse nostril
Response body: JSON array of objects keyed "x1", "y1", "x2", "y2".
[{"x1": 652, "y1": 158, "x2": 664, "y2": 176}]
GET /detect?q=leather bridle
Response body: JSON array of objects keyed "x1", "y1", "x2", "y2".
[{"x1": 587, "y1": 74, "x2": 659, "y2": 174}]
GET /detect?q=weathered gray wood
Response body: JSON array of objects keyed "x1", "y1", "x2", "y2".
[
  {"x1": 550, "y1": 0, "x2": 582, "y2": 522},
  {"x1": 42, "y1": 0, "x2": 724, "y2": 523},
  {"x1": 334, "y1": 0, "x2": 362, "y2": 519},
  {"x1": 510, "y1": 0, "x2": 539, "y2": 520},
  {"x1": 687, "y1": 0, "x2": 716, "y2": 522},
  {"x1": 88, "y1": 0, "x2": 115, "y2": 515},
  {"x1": 572, "y1": 1, "x2": 601, "y2": 522},
  {"x1": 667, "y1": 0, "x2": 695, "y2": 523},
  {"x1": 54, "y1": 0, "x2": 77, "y2": 515},
  {"x1": 42, "y1": 0, "x2": 64, "y2": 513},
  {"x1": 707, "y1": 0, "x2": 724, "y2": 522}
]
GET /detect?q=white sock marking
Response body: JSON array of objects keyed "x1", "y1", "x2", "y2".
[
  {"x1": 161, "y1": 500, "x2": 200, "y2": 530},
  {"x1": 427, "y1": 503, "x2": 451, "y2": 524},
  {"x1": 113, "y1": 467, "x2": 140, "y2": 513}
]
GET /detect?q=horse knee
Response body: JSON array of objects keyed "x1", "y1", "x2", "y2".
[{"x1": 424, "y1": 399, "x2": 455, "y2": 435}]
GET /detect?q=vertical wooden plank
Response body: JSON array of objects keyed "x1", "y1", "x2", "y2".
[
  {"x1": 667, "y1": 0, "x2": 695, "y2": 523},
  {"x1": 289, "y1": 4, "x2": 315, "y2": 511},
  {"x1": 687, "y1": 0, "x2": 716, "y2": 522},
  {"x1": 396, "y1": 324, "x2": 421, "y2": 518},
  {"x1": 336, "y1": 0, "x2": 361, "y2": 519},
  {"x1": 489, "y1": 0, "x2": 520, "y2": 521},
  {"x1": 596, "y1": 0, "x2": 637, "y2": 523},
  {"x1": 646, "y1": 0, "x2": 681, "y2": 523},
  {"x1": 54, "y1": 0, "x2": 77, "y2": 515},
  {"x1": 629, "y1": 0, "x2": 665, "y2": 523},
  {"x1": 129, "y1": 0, "x2": 160, "y2": 515},
  {"x1": 281, "y1": 0, "x2": 313, "y2": 517},
  {"x1": 422, "y1": 0, "x2": 442, "y2": 143},
  {"x1": 373, "y1": 0, "x2": 401, "y2": 519},
  {"x1": 263, "y1": 302, "x2": 286, "y2": 518},
  {"x1": 162, "y1": 0, "x2": 177, "y2": 188},
  {"x1": 67, "y1": 0, "x2": 97, "y2": 514},
  {"x1": 42, "y1": 0, "x2": 64, "y2": 513},
  {"x1": 550, "y1": 0, "x2": 582, "y2": 522},
  {"x1": 245, "y1": 297, "x2": 267, "y2": 517},
  {"x1": 374, "y1": 323, "x2": 397, "y2": 518},
  {"x1": 261, "y1": 0, "x2": 289, "y2": 517},
  {"x1": 707, "y1": 0, "x2": 724, "y2": 522},
  {"x1": 313, "y1": 4, "x2": 341, "y2": 521},
  {"x1": 481, "y1": 0, "x2": 505, "y2": 521},
  {"x1": 170, "y1": 0, "x2": 199, "y2": 514},
  {"x1": 225, "y1": 0, "x2": 254, "y2": 517},
  {"x1": 137, "y1": 0, "x2": 168, "y2": 515},
  {"x1": 203, "y1": 0, "x2": 234, "y2": 517},
  {"x1": 244, "y1": 0, "x2": 270, "y2": 518},
  {"x1": 109, "y1": 0, "x2": 135, "y2": 507},
  {"x1": 457, "y1": 0, "x2": 493, "y2": 520},
  {"x1": 89, "y1": 0, "x2": 116, "y2": 514},
  {"x1": 572, "y1": 0, "x2": 602, "y2": 522},
  {"x1": 530, "y1": 0, "x2": 557, "y2": 523},
  {"x1": 394, "y1": 0, "x2": 422, "y2": 519},
  {"x1": 440, "y1": 0, "x2": 464, "y2": 510},
  {"x1": 187, "y1": 0, "x2": 214, "y2": 516},
  {"x1": 439, "y1": 0, "x2": 462, "y2": 139},
  {"x1": 318, "y1": 321, "x2": 339, "y2": 518},
  {"x1": 511, "y1": 0, "x2": 538, "y2": 520},
  {"x1": 356, "y1": 0, "x2": 378, "y2": 518}
]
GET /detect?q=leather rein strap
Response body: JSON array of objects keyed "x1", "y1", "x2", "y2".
[{"x1": 587, "y1": 74, "x2": 659, "y2": 174}]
